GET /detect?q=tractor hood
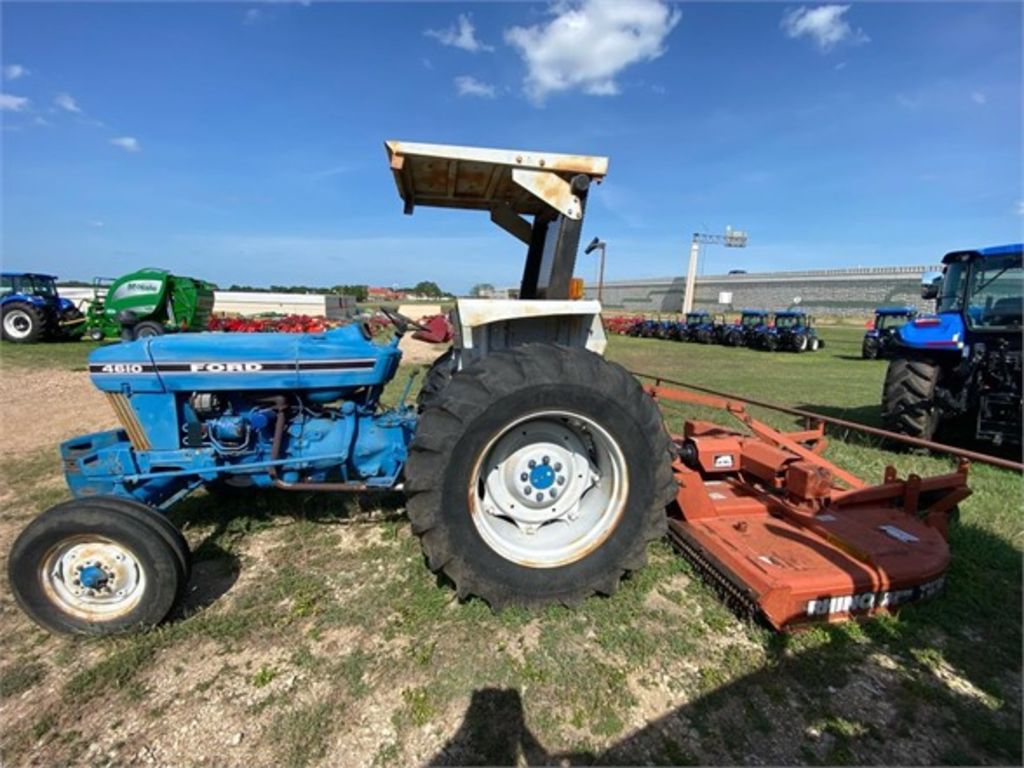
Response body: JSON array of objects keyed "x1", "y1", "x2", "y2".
[
  {"x1": 87, "y1": 325, "x2": 402, "y2": 394},
  {"x1": 896, "y1": 313, "x2": 966, "y2": 351}
]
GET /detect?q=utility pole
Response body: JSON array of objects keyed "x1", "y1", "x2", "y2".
[
  {"x1": 584, "y1": 237, "x2": 607, "y2": 302},
  {"x1": 682, "y1": 227, "x2": 747, "y2": 313}
]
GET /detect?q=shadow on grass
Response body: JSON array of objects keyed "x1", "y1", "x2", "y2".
[
  {"x1": 159, "y1": 487, "x2": 410, "y2": 619},
  {"x1": 430, "y1": 523, "x2": 1021, "y2": 766}
]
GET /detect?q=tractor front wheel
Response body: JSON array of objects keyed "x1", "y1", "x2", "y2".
[
  {"x1": 882, "y1": 356, "x2": 942, "y2": 441},
  {"x1": 8, "y1": 498, "x2": 187, "y2": 635},
  {"x1": 1, "y1": 302, "x2": 48, "y2": 343},
  {"x1": 405, "y1": 344, "x2": 675, "y2": 609},
  {"x1": 862, "y1": 338, "x2": 878, "y2": 359},
  {"x1": 793, "y1": 333, "x2": 809, "y2": 353}
]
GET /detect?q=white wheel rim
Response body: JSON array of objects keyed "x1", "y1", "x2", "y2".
[
  {"x1": 40, "y1": 536, "x2": 146, "y2": 620},
  {"x1": 469, "y1": 410, "x2": 628, "y2": 568},
  {"x1": 3, "y1": 310, "x2": 33, "y2": 339}
]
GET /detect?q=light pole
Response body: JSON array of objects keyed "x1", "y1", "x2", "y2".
[
  {"x1": 682, "y1": 226, "x2": 747, "y2": 313},
  {"x1": 585, "y1": 236, "x2": 607, "y2": 303}
]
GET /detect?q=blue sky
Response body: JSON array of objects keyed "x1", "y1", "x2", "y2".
[{"x1": 2, "y1": 1, "x2": 1021, "y2": 293}]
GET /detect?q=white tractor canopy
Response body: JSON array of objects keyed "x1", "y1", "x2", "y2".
[{"x1": 384, "y1": 140, "x2": 608, "y2": 300}]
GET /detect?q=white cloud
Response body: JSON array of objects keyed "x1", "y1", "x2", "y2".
[
  {"x1": 4, "y1": 64, "x2": 29, "y2": 80},
  {"x1": 505, "y1": 0, "x2": 681, "y2": 105},
  {"x1": 425, "y1": 13, "x2": 494, "y2": 53},
  {"x1": 243, "y1": 8, "x2": 263, "y2": 25},
  {"x1": 0, "y1": 93, "x2": 29, "y2": 111},
  {"x1": 1016, "y1": 201, "x2": 1024, "y2": 216},
  {"x1": 971, "y1": 91, "x2": 987, "y2": 105},
  {"x1": 781, "y1": 5, "x2": 868, "y2": 52},
  {"x1": 110, "y1": 136, "x2": 141, "y2": 153},
  {"x1": 454, "y1": 75, "x2": 496, "y2": 99},
  {"x1": 54, "y1": 92, "x2": 82, "y2": 113}
]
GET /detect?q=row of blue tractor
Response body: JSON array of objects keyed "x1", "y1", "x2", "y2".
[{"x1": 626, "y1": 309, "x2": 823, "y2": 352}]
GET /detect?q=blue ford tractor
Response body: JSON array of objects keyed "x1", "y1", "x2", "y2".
[
  {"x1": 8, "y1": 142, "x2": 676, "y2": 635},
  {"x1": 882, "y1": 244, "x2": 1022, "y2": 446},
  {"x1": 681, "y1": 311, "x2": 714, "y2": 343},
  {"x1": 862, "y1": 306, "x2": 917, "y2": 359},
  {"x1": 1, "y1": 272, "x2": 85, "y2": 343},
  {"x1": 722, "y1": 309, "x2": 769, "y2": 347}
]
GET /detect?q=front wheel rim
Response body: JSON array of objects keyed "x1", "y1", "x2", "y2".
[
  {"x1": 470, "y1": 410, "x2": 629, "y2": 568},
  {"x1": 40, "y1": 536, "x2": 146, "y2": 621}
]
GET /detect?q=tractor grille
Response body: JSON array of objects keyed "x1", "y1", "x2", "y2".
[{"x1": 105, "y1": 393, "x2": 151, "y2": 450}]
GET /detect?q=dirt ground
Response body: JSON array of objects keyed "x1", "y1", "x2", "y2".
[
  {"x1": 0, "y1": 368, "x2": 115, "y2": 458},
  {"x1": 0, "y1": 339, "x2": 1019, "y2": 767}
]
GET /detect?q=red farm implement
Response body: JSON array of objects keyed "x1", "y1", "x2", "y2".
[{"x1": 639, "y1": 375, "x2": 977, "y2": 630}]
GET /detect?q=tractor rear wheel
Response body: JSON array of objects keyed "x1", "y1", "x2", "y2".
[
  {"x1": 405, "y1": 344, "x2": 675, "y2": 609},
  {"x1": 882, "y1": 356, "x2": 942, "y2": 440},
  {"x1": 417, "y1": 348, "x2": 455, "y2": 412},
  {"x1": 8, "y1": 498, "x2": 185, "y2": 635},
  {"x1": 2, "y1": 302, "x2": 48, "y2": 343}
]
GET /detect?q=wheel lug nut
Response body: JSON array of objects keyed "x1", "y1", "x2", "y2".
[
  {"x1": 524, "y1": 486, "x2": 532, "y2": 495},
  {"x1": 557, "y1": 476, "x2": 565, "y2": 486},
  {"x1": 554, "y1": 462, "x2": 562, "y2": 471},
  {"x1": 535, "y1": 493, "x2": 544, "y2": 502},
  {"x1": 549, "y1": 489, "x2": 557, "y2": 498},
  {"x1": 520, "y1": 472, "x2": 528, "y2": 482},
  {"x1": 528, "y1": 460, "x2": 536, "y2": 469},
  {"x1": 542, "y1": 456, "x2": 550, "y2": 464}
]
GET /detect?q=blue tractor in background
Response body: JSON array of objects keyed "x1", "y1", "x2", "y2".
[
  {"x1": 862, "y1": 306, "x2": 918, "y2": 359},
  {"x1": 769, "y1": 310, "x2": 823, "y2": 353},
  {"x1": 722, "y1": 309, "x2": 770, "y2": 347},
  {"x1": 1, "y1": 272, "x2": 84, "y2": 343},
  {"x1": 882, "y1": 244, "x2": 1022, "y2": 446}
]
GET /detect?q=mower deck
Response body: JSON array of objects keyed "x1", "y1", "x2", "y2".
[{"x1": 647, "y1": 382, "x2": 970, "y2": 631}]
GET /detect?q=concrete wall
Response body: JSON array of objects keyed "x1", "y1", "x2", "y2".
[
  {"x1": 60, "y1": 288, "x2": 355, "y2": 318},
  {"x1": 586, "y1": 265, "x2": 941, "y2": 317}
]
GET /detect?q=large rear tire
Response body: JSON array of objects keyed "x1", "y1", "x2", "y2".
[
  {"x1": 882, "y1": 356, "x2": 942, "y2": 440},
  {"x1": 405, "y1": 344, "x2": 676, "y2": 609},
  {"x1": 8, "y1": 499, "x2": 185, "y2": 635},
  {"x1": 2, "y1": 302, "x2": 48, "y2": 343},
  {"x1": 417, "y1": 348, "x2": 455, "y2": 412}
]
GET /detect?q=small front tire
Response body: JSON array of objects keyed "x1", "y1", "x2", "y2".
[{"x1": 8, "y1": 499, "x2": 185, "y2": 635}]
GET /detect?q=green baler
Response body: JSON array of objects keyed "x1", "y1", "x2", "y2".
[{"x1": 84, "y1": 268, "x2": 216, "y2": 341}]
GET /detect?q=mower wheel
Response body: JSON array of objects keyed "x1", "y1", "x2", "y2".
[
  {"x1": 88, "y1": 327, "x2": 106, "y2": 342},
  {"x1": 417, "y1": 348, "x2": 455, "y2": 412},
  {"x1": 862, "y1": 338, "x2": 878, "y2": 359},
  {"x1": 1, "y1": 301, "x2": 48, "y2": 343},
  {"x1": 8, "y1": 498, "x2": 185, "y2": 635},
  {"x1": 406, "y1": 344, "x2": 676, "y2": 609},
  {"x1": 882, "y1": 356, "x2": 942, "y2": 440},
  {"x1": 133, "y1": 321, "x2": 165, "y2": 339}
]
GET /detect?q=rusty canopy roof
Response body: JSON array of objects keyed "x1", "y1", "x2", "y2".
[{"x1": 384, "y1": 140, "x2": 608, "y2": 217}]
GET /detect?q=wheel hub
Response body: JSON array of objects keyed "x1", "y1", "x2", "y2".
[
  {"x1": 483, "y1": 420, "x2": 596, "y2": 531},
  {"x1": 42, "y1": 538, "x2": 145, "y2": 619},
  {"x1": 472, "y1": 411, "x2": 628, "y2": 568}
]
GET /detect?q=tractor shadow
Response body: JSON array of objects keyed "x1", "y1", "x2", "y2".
[
  {"x1": 164, "y1": 488, "x2": 410, "y2": 618},
  {"x1": 428, "y1": 525, "x2": 1021, "y2": 766}
]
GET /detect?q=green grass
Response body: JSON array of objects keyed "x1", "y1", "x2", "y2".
[
  {"x1": 0, "y1": 337, "x2": 99, "y2": 369},
  {"x1": 0, "y1": 325, "x2": 1019, "y2": 765}
]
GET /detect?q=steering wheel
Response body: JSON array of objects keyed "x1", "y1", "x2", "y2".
[{"x1": 379, "y1": 306, "x2": 429, "y2": 334}]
